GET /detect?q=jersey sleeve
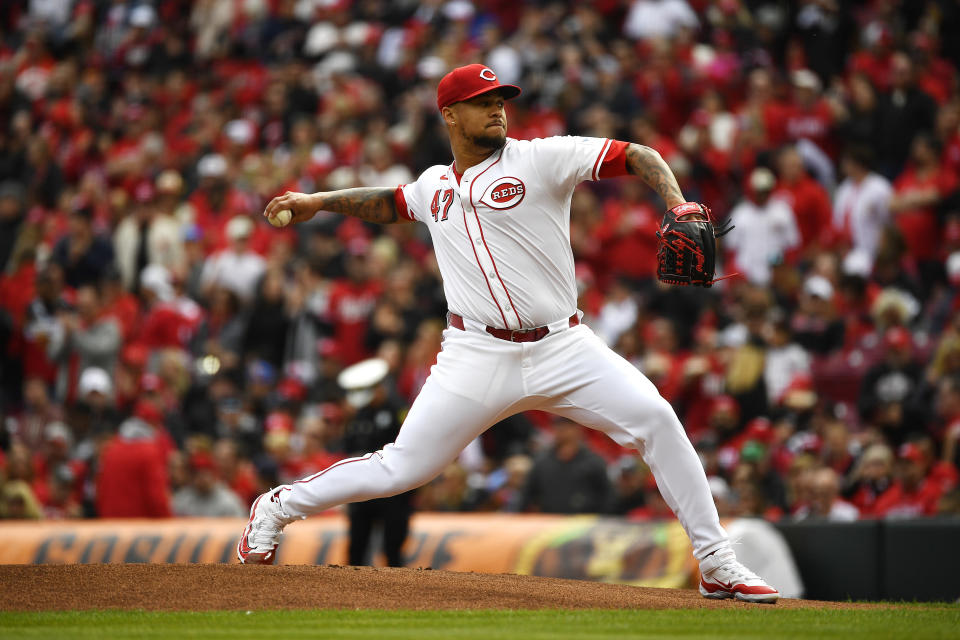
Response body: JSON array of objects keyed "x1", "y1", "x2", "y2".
[
  {"x1": 395, "y1": 166, "x2": 445, "y2": 223},
  {"x1": 531, "y1": 137, "x2": 630, "y2": 189},
  {"x1": 394, "y1": 184, "x2": 419, "y2": 222}
]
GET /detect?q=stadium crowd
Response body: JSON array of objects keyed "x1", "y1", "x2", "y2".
[{"x1": 1, "y1": 0, "x2": 960, "y2": 526}]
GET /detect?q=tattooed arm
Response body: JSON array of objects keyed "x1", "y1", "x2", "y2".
[
  {"x1": 263, "y1": 188, "x2": 409, "y2": 225},
  {"x1": 625, "y1": 144, "x2": 685, "y2": 209}
]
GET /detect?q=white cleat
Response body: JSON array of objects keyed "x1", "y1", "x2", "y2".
[
  {"x1": 699, "y1": 548, "x2": 780, "y2": 603},
  {"x1": 236, "y1": 486, "x2": 301, "y2": 564}
]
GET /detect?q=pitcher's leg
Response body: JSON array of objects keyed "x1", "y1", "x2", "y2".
[
  {"x1": 539, "y1": 328, "x2": 728, "y2": 559},
  {"x1": 280, "y1": 376, "x2": 515, "y2": 517}
]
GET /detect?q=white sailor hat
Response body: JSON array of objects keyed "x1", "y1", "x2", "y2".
[{"x1": 337, "y1": 358, "x2": 389, "y2": 408}]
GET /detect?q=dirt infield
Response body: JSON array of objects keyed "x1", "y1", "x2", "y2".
[{"x1": 0, "y1": 565, "x2": 883, "y2": 611}]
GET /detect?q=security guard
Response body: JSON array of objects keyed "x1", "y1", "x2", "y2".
[{"x1": 338, "y1": 358, "x2": 412, "y2": 567}]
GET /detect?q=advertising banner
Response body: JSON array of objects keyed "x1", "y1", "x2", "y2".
[{"x1": 0, "y1": 513, "x2": 698, "y2": 588}]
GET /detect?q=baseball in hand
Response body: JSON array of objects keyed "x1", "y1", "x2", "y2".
[{"x1": 268, "y1": 209, "x2": 293, "y2": 228}]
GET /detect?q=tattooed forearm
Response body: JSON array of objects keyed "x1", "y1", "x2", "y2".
[
  {"x1": 625, "y1": 144, "x2": 685, "y2": 209},
  {"x1": 315, "y1": 188, "x2": 401, "y2": 224}
]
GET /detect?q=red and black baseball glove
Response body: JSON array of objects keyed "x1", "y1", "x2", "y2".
[{"x1": 656, "y1": 202, "x2": 733, "y2": 288}]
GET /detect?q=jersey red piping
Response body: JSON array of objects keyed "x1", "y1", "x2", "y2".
[
  {"x1": 469, "y1": 151, "x2": 523, "y2": 327},
  {"x1": 394, "y1": 185, "x2": 414, "y2": 221},
  {"x1": 591, "y1": 138, "x2": 613, "y2": 182}
]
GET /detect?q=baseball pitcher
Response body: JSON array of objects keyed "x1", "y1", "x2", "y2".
[{"x1": 237, "y1": 64, "x2": 779, "y2": 603}]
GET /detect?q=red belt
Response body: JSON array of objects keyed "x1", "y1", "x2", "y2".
[{"x1": 448, "y1": 313, "x2": 579, "y2": 343}]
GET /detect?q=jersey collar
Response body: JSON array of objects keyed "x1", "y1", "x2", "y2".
[{"x1": 448, "y1": 139, "x2": 511, "y2": 185}]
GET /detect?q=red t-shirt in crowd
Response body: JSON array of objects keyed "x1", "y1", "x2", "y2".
[
  {"x1": 595, "y1": 199, "x2": 660, "y2": 280},
  {"x1": 95, "y1": 435, "x2": 172, "y2": 518},
  {"x1": 135, "y1": 302, "x2": 193, "y2": 350},
  {"x1": 774, "y1": 176, "x2": 832, "y2": 250},
  {"x1": 872, "y1": 478, "x2": 943, "y2": 518},
  {"x1": 892, "y1": 167, "x2": 958, "y2": 261}
]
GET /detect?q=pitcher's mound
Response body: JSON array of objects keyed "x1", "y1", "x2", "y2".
[{"x1": 1, "y1": 565, "x2": 867, "y2": 611}]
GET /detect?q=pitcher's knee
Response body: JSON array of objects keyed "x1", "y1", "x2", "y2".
[
  {"x1": 376, "y1": 453, "x2": 437, "y2": 495},
  {"x1": 380, "y1": 468, "x2": 431, "y2": 496},
  {"x1": 640, "y1": 397, "x2": 685, "y2": 435}
]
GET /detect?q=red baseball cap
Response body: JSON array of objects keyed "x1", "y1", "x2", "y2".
[{"x1": 436, "y1": 64, "x2": 521, "y2": 111}]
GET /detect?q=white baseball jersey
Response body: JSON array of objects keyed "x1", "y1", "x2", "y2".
[{"x1": 395, "y1": 136, "x2": 627, "y2": 330}]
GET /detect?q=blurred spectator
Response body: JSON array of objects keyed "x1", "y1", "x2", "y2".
[
  {"x1": 200, "y1": 215, "x2": 266, "y2": 304},
  {"x1": 937, "y1": 376, "x2": 960, "y2": 470},
  {"x1": 858, "y1": 327, "x2": 924, "y2": 446},
  {"x1": 95, "y1": 402, "x2": 173, "y2": 518},
  {"x1": 774, "y1": 145, "x2": 832, "y2": 255},
  {"x1": 623, "y1": 0, "x2": 698, "y2": 42},
  {"x1": 594, "y1": 279, "x2": 638, "y2": 347},
  {"x1": 73, "y1": 366, "x2": 121, "y2": 449},
  {"x1": 22, "y1": 265, "x2": 70, "y2": 386},
  {"x1": 876, "y1": 52, "x2": 938, "y2": 178},
  {"x1": 47, "y1": 283, "x2": 121, "y2": 402},
  {"x1": 242, "y1": 270, "x2": 290, "y2": 370},
  {"x1": 488, "y1": 454, "x2": 533, "y2": 512},
  {"x1": 172, "y1": 451, "x2": 246, "y2": 517},
  {"x1": 832, "y1": 146, "x2": 892, "y2": 267},
  {"x1": 0, "y1": 181, "x2": 26, "y2": 271},
  {"x1": 31, "y1": 422, "x2": 84, "y2": 519},
  {"x1": 763, "y1": 312, "x2": 811, "y2": 407},
  {"x1": 328, "y1": 245, "x2": 383, "y2": 365},
  {"x1": 784, "y1": 70, "x2": 839, "y2": 160},
  {"x1": 792, "y1": 467, "x2": 859, "y2": 521},
  {"x1": 212, "y1": 437, "x2": 260, "y2": 507},
  {"x1": 522, "y1": 420, "x2": 612, "y2": 514},
  {"x1": 7, "y1": 376, "x2": 63, "y2": 450},
  {"x1": 848, "y1": 443, "x2": 896, "y2": 517},
  {"x1": 113, "y1": 173, "x2": 185, "y2": 292},
  {"x1": 889, "y1": 132, "x2": 957, "y2": 290},
  {"x1": 724, "y1": 167, "x2": 800, "y2": 286},
  {"x1": 791, "y1": 275, "x2": 845, "y2": 355},
  {"x1": 610, "y1": 457, "x2": 654, "y2": 516},
  {"x1": 51, "y1": 206, "x2": 114, "y2": 289},
  {"x1": 873, "y1": 442, "x2": 946, "y2": 518},
  {"x1": 135, "y1": 264, "x2": 202, "y2": 351},
  {"x1": 0, "y1": 480, "x2": 42, "y2": 519},
  {"x1": 420, "y1": 462, "x2": 490, "y2": 513}
]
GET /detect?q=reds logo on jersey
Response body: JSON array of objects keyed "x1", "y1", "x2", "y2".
[{"x1": 479, "y1": 176, "x2": 526, "y2": 210}]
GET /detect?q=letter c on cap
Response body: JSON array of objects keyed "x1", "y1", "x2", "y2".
[{"x1": 479, "y1": 68, "x2": 497, "y2": 82}]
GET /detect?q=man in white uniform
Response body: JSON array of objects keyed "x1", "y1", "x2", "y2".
[{"x1": 238, "y1": 64, "x2": 780, "y2": 603}]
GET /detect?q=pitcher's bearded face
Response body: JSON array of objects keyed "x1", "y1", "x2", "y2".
[{"x1": 451, "y1": 92, "x2": 508, "y2": 150}]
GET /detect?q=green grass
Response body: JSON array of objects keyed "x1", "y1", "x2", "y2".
[{"x1": 0, "y1": 607, "x2": 957, "y2": 640}]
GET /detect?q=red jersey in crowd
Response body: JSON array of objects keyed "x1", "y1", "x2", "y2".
[
  {"x1": 783, "y1": 99, "x2": 835, "y2": 158},
  {"x1": 327, "y1": 278, "x2": 382, "y2": 365}
]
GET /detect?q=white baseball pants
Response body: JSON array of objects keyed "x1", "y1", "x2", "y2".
[{"x1": 281, "y1": 318, "x2": 729, "y2": 560}]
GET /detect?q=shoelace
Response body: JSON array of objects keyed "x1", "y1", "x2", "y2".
[{"x1": 715, "y1": 556, "x2": 761, "y2": 583}]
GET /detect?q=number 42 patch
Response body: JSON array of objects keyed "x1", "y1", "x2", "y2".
[{"x1": 430, "y1": 189, "x2": 454, "y2": 222}]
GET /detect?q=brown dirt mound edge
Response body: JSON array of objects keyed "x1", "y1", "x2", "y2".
[{"x1": 0, "y1": 565, "x2": 892, "y2": 611}]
